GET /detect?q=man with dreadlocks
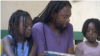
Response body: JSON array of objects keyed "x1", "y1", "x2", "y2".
[
  {"x1": 32, "y1": 1, "x2": 74, "y2": 56},
  {"x1": 2, "y1": 10, "x2": 37, "y2": 56}
]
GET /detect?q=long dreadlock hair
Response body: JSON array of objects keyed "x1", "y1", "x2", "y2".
[
  {"x1": 8, "y1": 10, "x2": 33, "y2": 56},
  {"x1": 33, "y1": 1, "x2": 72, "y2": 24},
  {"x1": 82, "y1": 18, "x2": 100, "y2": 41},
  {"x1": 32, "y1": 1, "x2": 72, "y2": 50}
]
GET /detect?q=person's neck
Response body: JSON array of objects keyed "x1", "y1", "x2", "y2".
[
  {"x1": 86, "y1": 41, "x2": 98, "y2": 47},
  {"x1": 17, "y1": 35, "x2": 26, "y2": 43},
  {"x1": 48, "y1": 23, "x2": 59, "y2": 34}
]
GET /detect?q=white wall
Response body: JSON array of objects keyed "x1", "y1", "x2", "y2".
[
  {"x1": 1, "y1": 1, "x2": 100, "y2": 30},
  {"x1": 1, "y1": 1, "x2": 49, "y2": 29},
  {"x1": 1, "y1": 1, "x2": 100, "y2": 42},
  {"x1": 70, "y1": 1, "x2": 100, "y2": 31}
]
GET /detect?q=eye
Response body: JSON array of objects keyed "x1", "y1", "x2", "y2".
[
  {"x1": 63, "y1": 16, "x2": 68, "y2": 18},
  {"x1": 63, "y1": 16, "x2": 67, "y2": 18},
  {"x1": 63, "y1": 16, "x2": 70, "y2": 19},
  {"x1": 93, "y1": 30, "x2": 97, "y2": 33}
]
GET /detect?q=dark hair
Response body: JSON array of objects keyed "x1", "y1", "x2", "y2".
[
  {"x1": 8, "y1": 10, "x2": 33, "y2": 55},
  {"x1": 32, "y1": 1, "x2": 72, "y2": 24},
  {"x1": 32, "y1": 1, "x2": 72, "y2": 50},
  {"x1": 82, "y1": 18, "x2": 100, "y2": 41}
]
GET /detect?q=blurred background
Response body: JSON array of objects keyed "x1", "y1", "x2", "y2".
[{"x1": 1, "y1": 0, "x2": 100, "y2": 54}]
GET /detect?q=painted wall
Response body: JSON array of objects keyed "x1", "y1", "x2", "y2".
[
  {"x1": 1, "y1": 1, "x2": 100, "y2": 54},
  {"x1": 70, "y1": 1, "x2": 100, "y2": 31},
  {"x1": 1, "y1": 1, "x2": 100, "y2": 31},
  {"x1": 70, "y1": 1, "x2": 100, "y2": 42},
  {"x1": 1, "y1": 1, "x2": 49, "y2": 30}
]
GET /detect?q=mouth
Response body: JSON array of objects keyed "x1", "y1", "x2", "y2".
[
  {"x1": 27, "y1": 32, "x2": 32, "y2": 35},
  {"x1": 87, "y1": 36, "x2": 93, "y2": 40},
  {"x1": 88, "y1": 37, "x2": 92, "y2": 38},
  {"x1": 63, "y1": 24, "x2": 68, "y2": 28}
]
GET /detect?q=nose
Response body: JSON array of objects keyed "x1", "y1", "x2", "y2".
[
  {"x1": 66, "y1": 17, "x2": 70, "y2": 22},
  {"x1": 28, "y1": 26, "x2": 32, "y2": 30},
  {"x1": 89, "y1": 31, "x2": 93, "y2": 35}
]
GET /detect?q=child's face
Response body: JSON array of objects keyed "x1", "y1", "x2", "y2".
[
  {"x1": 86, "y1": 22, "x2": 98, "y2": 42},
  {"x1": 18, "y1": 16, "x2": 32, "y2": 38}
]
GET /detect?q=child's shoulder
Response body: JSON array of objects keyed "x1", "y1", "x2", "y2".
[
  {"x1": 3, "y1": 35, "x2": 12, "y2": 40},
  {"x1": 3, "y1": 35, "x2": 12, "y2": 44},
  {"x1": 75, "y1": 42, "x2": 85, "y2": 53},
  {"x1": 3, "y1": 35, "x2": 10, "y2": 40},
  {"x1": 76, "y1": 42, "x2": 86, "y2": 48},
  {"x1": 77, "y1": 42, "x2": 85, "y2": 46}
]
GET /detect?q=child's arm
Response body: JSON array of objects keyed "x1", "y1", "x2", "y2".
[
  {"x1": 3, "y1": 36, "x2": 15, "y2": 56},
  {"x1": 75, "y1": 42, "x2": 83, "y2": 55},
  {"x1": 29, "y1": 41, "x2": 37, "y2": 56}
]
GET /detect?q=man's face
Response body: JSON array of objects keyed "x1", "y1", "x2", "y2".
[{"x1": 53, "y1": 5, "x2": 71, "y2": 33}]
